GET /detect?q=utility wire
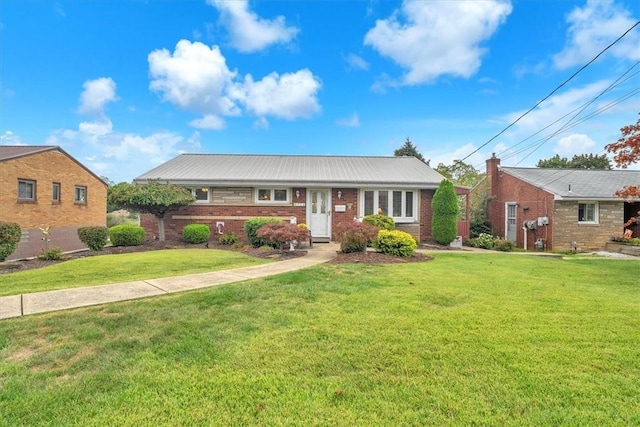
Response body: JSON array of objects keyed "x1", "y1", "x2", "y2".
[{"x1": 460, "y1": 19, "x2": 640, "y2": 164}]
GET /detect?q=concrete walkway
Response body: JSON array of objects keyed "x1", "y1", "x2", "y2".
[{"x1": 0, "y1": 243, "x2": 339, "y2": 321}]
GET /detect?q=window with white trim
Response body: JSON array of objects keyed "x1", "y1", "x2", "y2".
[
  {"x1": 74, "y1": 186, "x2": 87, "y2": 204},
  {"x1": 18, "y1": 179, "x2": 36, "y2": 201},
  {"x1": 256, "y1": 188, "x2": 289, "y2": 203},
  {"x1": 192, "y1": 187, "x2": 210, "y2": 203},
  {"x1": 361, "y1": 190, "x2": 416, "y2": 222},
  {"x1": 578, "y1": 202, "x2": 598, "y2": 223}
]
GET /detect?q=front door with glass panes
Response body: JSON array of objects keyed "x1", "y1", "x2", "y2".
[{"x1": 308, "y1": 189, "x2": 330, "y2": 238}]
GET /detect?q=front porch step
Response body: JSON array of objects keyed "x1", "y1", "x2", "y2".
[{"x1": 311, "y1": 237, "x2": 331, "y2": 243}]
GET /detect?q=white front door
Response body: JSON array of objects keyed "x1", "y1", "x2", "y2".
[{"x1": 308, "y1": 189, "x2": 330, "y2": 238}]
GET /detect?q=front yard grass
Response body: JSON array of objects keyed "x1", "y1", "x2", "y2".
[
  {"x1": 0, "y1": 249, "x2": 270, "y2": 296},
  {"x1": 1, "y1": 254, "x2": 638, "y2": 425}
]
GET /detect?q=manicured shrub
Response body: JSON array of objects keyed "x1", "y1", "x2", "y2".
[
  {"x1": 432, "y1": 180, "x2": 459, "y2": 245},
  {"x1": 374, "y1": 229, "x2": 417, "y2": 257},
  {"x1": 363, "y1": 214, "x2": 395, "y2": 231},
  {"x1": 37, "y1": 246, "x2": 64, "y2": 261},
  {"x1": 219, "y1": 232, "x2": 238, "y2": 245},
  {"x1": 244, "y1": 218, "x2": 283, "y2": 248},
  {"x1": 493, "y1": 238, "x2": 514, "y2": 252},
  {"x1": 0, "y1": 222, "x2": 21, "y2": 261},
  {"x1": 77, "y1": 226, "x2": 109, "y2": 251},
  {"x1": 257, "y1": 223, "x2": 310, "y2": 250},
  {"x1": 333, "y1": 221, "x2": 379, "y2": 253},
  {"x1": 109, "y1": 224, "x2": 145, "y2": 247},
  {"x1": 182, "y1": 224, "x2": 211, "y2": 244}
]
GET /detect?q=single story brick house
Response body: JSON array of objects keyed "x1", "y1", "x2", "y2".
[
  {"x1": 484, "y1": 155, "x2": 640, "y2": 252},
  {"x1": 0, "y1": 145, "x2": 107, "y2": 260},
  {"x1": 134, "y1": 154, "x2": 470, "y2": 243}
]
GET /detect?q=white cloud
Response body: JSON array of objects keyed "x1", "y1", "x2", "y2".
[
  {"x1": 207, "y1": 0, "x2": 298, "y2": 53},
  {"x1": 234, "y1": 69, "x2": 321, "y2": 120},
  {"x1": 148, "y1": 40, "x2": 240, "y2": 117},
  {"x1": 344, "y1": 53, "x2": 369, "y2": 71},
  {"x1": 148, "y1": 40, "x2": 321, "y2": 127},
  {"x1": 364, "y1": 0, "x2": 512, "y2": 85},
  {"x1": 336, "y1": 113, "x2": 360, "y2": 127},
  {"x1": 78, "y1": 77, "x2": 117, "y2": 115},
  {"x1": 553, "y1": 0, "x2": 640, "y2": 69},
  {"x1": 189, "y1": 115, "x2": 226, "y2": 130},
  {"x1": 0, "y1": 130, "x2": 26, "y2": 145},
  {"x1": 79, "y1": 118, "x2": 113, "y2": 138},
  {"x1": 553, "y1": 133, "x2": 596, "y2": 156}
]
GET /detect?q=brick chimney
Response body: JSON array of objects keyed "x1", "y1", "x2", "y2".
[{"x1": 486, "y1": 153, "x2": 501, "y2": 197}]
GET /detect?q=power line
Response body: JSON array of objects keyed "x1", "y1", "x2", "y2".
[{"x1": 460, "y1": 19, "x2": 640, "y2": 164}]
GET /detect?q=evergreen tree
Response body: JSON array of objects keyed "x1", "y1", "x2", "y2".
[
  {"x1": 431, "y1": 180, "x2": 459, "y2": 245},
  {"x1": 394, "y1": 137, "x2": 429, "y2": 165}
]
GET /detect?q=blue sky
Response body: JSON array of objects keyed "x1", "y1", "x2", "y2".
[{"x1": 1, "y1": 0, "x2": 639, "y2": 183}]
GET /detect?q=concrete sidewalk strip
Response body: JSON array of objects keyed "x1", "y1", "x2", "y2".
[
  {"x1": 0, "y1": 243, "x2": 339, "y2": 320},
  {"x1": 21, "y1": 281, "x2": 167, "y2": 315},
  {"x1": 0, "y1": 295, "x2": 22, "y2": 320}
]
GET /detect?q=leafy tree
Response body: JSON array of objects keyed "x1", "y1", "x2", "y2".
[
  {"x1": 606, "y1": 115, "x2": 640, "y2": 199},
  {"x1": 434, "y1": 160, "x2": 483, "y2": 187},
  {"x1": 394, "y1": 137, "x2": 429, "y2": 165},
  {"x1": 431, "y1": 180, "x2": 459, "y2": 245},
  {"x1": 107, "y1": 182, "x2": 195, "y2": 241},
  {"x1": 536, "y1": 153, "x2": 611, "y2": 169}
]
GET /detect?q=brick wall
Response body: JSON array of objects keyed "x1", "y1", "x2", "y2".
[
  {"x1": 1, "y1": 150, "x2": 107, "y2": 260},
  {"x1": 552, "y1": 201, "x2": 623, "y2": 252},
  {"x1": 486, "y1": 157, "x2": 555, "y2": 250},
  {"x1": 141, "y1": 186, "x2": 436, "y2": 243}
]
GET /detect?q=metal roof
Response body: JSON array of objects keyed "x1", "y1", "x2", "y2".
[
  {"x1": 502, "y1": 167, "x2": 640, "y2": 200},
  {"x1": 0, "y1": 145, "x2": 59, "y2": 161},
  {"x1": 134, "y1": 154, "x2": 446, "y2": 188}
]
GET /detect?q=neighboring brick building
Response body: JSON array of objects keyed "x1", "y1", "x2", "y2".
[
  {"x1": 0, "y1": 146, "x2": 107, "y2": 260},
  {"x1": 135, "y1": 154, "x2": 470, "y2": 244},
  {"x1": 483, "y1": 154, "x2": 640, "y2": 252}
]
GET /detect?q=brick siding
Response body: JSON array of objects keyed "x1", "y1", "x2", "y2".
[
  {"x1": 552, "y1": 201, "x2": 624, "y2": 252},
  {"x1": 1, "y1": 150, "x2": 107, "y2": 260}
]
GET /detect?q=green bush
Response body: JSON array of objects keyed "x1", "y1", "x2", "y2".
[
  {"x1": 182, "y1": 224, "x2": 211, "y2": 244},
  {"x1": 493, "y1": 238, "x2": 514, "y2": 252},
  {"x1": 219, "y1": 232, "x2": 238, "y2": 245},
  {"x1": 333, "y1": 221, "x2": 379, "y2": 253},
  {"x1": 468, "y1": 233, "x2": 495, "y2": 249},
  {"x1": 244, "y1": 218, "x2": 283, "y2": 248},
  {"x1": 374, "y1": 229, "x2": 417, "y2": 257},
  {"x1": 77, "y1": 226, "x2": 109, "y2": 251},
  {"x1": 431, "y1": 180, "x2": 459, "y2": 245},
  {"x1": 37, "y1": 246, "x2": 64, "y2": 261},
  {"x1": 109, "y1": 224, "x2": 145, "y2": 247},
  {"x1": 470, "y1": 219, "x2": 493, "y2": 238},
  {"x1": 0, "y1": 222, "x2": 21, "y2": 261},
  {"x1": 363, "y1": 214, "x2": 395, "y2": 231}
]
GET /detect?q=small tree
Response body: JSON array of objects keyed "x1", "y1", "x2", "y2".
[
  {"x1": 431, "y1": 180, "x2": 459, "y2": 245},
  {"x1": 107, "y1": 182, "x2": 195, "y2": 241},
  {"x1": 606, "y1": 116, "x2": 640, "y2": 199},
  {"x1": 256, "y1": 222, "x2": 310, "y2": 251}
]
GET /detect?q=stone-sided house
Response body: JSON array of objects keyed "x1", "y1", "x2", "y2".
[
  {"x1": 134, "y1": 154, "x2": 470, "y2": 243},
  {"x1": 0, "y1": 146, "x2": 107, "y2": 260},
  {"x1": 484, "y1": 155, "x2": 640, "y2": 252}
]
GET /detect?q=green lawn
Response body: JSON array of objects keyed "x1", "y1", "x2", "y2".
[
  {"x1": 1, "y1": 254, "x2": 638, "y2": 426},
  {"x1": 0, "y1": 249, "x2": 270, "y2": 296}
]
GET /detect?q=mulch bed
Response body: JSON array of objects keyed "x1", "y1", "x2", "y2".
[{"x1": 328, "y1": 250, "x2": 432, "y2": 264}]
